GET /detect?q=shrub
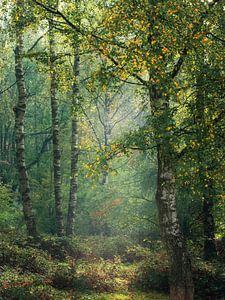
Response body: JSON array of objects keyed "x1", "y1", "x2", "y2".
[
  {"x1": 0, "y1": 268, "x2": 48, "y2": 299},
  {"x1": 76, "y1": 236, "x2": 134, "y2": 260},
  {"x1": 37, "y1": 236, "x2": 83, "y2": 260},
  {"x1": 51, "y1": 261, "x2": 76, "y2": 289},
  {"x1": 193, "y1": 260, "x2": 225, "y2": 299},
  {"x1": 133, "y1": 246, "x2": 225, "y2": 298},
  {"x1": 73, "y1": 257, "x2": 134, "y2": 293},
  {"x1": 132, "y1": 249, "x2": 169, "y2": 292},
  {"x1": 124, "y1": 244, "x2": 152, "y2": 262},
  {"x1": 0, "y1": 184, "x2": 21, "y2": 231},
  {"x1": 0, "y1": 240, "x2": 56, "y2": 275}
]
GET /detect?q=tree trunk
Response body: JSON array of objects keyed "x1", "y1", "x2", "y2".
[
  {"x1": 156, "y1": 145, "x2": 194, "y2": 300},
  {"x1": 49, "y1": 20, "x2": 64, "y2": 236},
  {"x1": 66, "y1": 47, "x2": 79, "y2": 236},
  {"x1": 0, "y1": 123, "x2": 3, "y2": 181},
  {"x1": 14, "y1": 28, "x2": 37, "y2": 237},
  {"x1": 150, "y1": 85, "x2": 194, "y2": 299},
  {"x1": 202, "y1": 179, "x2": 217, "y2": 260},
  {"x1": 195, "y1": 78, "x2": 217, "y2": 261},
  {"x1": 102, "y1": 93, "x2": 111, "y2": 185}
]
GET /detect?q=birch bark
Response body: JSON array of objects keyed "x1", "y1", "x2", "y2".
[
  {"x1": 150, "y1": 86, "x2": 194, "y2": 299},
  {"x1": 14, "y1": 24, "x2": 37, "y2": 237},
  {"x1": 49, "y1": 20, "x2": 64, "y2": 236},
  {"x1": 66, "y1": 47, "x2": 79, "y2": 236}
]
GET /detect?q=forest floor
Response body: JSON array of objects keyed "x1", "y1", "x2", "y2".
[
  {"x1": 76, "y1": 291, "x2": 169, "y2": 299},
  {"x1": 1, "y1": 233, "x2": 225, "y2": 299},
  {"x1": 0, "y1": 234, "x2": 169, "y2": 299}
]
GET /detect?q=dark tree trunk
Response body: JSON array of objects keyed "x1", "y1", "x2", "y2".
[
  {"x1": 195, "y1": 78, "x2": 217, "y2": 261},
  {"x1": 14, "y1": 27, "x2": 37, "y2": 237},
  {"x1": 202, "y1": 179, "x2": 217, "y2": 260},
  {"x1": 49, "y1": 20, "x2": 64, "y2": 236},
  {"x1": 66, "y1": 47, "x2": 79, "y2": 236}
]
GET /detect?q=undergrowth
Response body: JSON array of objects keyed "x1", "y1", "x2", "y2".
[{"x1": 0, "y1": 233, "x2": 224, "y2": 299}]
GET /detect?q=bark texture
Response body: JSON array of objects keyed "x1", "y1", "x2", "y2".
[
  {"x1": 14, "y1": 28, "x2": 37, "y2": 237},
  {"x1": 49, "y1": 20, "x2": 64, "y2": 236},
  {"x1": 156, "y1": 145, "x2": 194, "y2": 300},
  {"x1": 150, "y1": 85, "x2": 194, "y2": 300},
  {"x1": 66, "y1": 47, "x2": 79, "y2": 236}
]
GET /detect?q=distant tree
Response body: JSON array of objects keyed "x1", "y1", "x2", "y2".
[
  {"x1": 66, "y1": 44, "x2": 80, "y2": 236},
  {"x1": 13, "y1": 0, "x2": 37, "y2": 236},
  {"x1": 48, "y1": 17, "x2": 64, "y2": 236}
]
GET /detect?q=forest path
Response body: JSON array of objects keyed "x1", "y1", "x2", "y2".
[{"x1": 78, "y1": 291, "x2": 169, "y2": 299}]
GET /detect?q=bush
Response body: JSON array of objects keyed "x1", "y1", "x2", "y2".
[
  {"x1": 133, "y1": 246, "x2": 225, "y2": 298},
  {"x1": 0, "y1": 268, "x2": 71, "y2": 300},
  {"x1": 124, "y1": 244, "x2": 153, "y2": 262},
  {"x1": 193, "y1": 260, "x2": 225, "y2": 299},
  {"x1": 133, "y1": 249, "x2": 169, "y2": 292},
  {"x1": 76, "y1": 236, "x2": 135, "y2": 260},
  {"x1": 0, "y1": 184, "x2": 21, "y2": 230},
  {"x1": 11, "y1": 235, "x2": 135, "y2": 262},
  {"x1": 73, "y1": 257, "x2": 134, "y2": 293},
  {"x1": 51, "y1": 261, "x2": 76, "y2": 289},
  {"x1": 0, "y1": 240, "x2": 57, "y2": 275},
  {"x1": 37, "y1": 236, "x2": 84, "y2": 260}
]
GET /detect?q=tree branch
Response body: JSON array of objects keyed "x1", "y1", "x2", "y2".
[
  {"x1": 206, "y1": 32, "x2": 225, "y2": 44},
  {"x1": 0, "y1": 81, "x2": 18, "y2": 96},
  {"x1": 31, "y1": 0, "x2": 127, "y2": 49},
  {"x1": 171, "y1": 0, "x2": 223, "y2": 79},
  {"x1": 79, "y1": 103, "x2": 103, "y2": 150},
  {"x1": 27, "y1": 30, "x2": 50, "y2": 53}
]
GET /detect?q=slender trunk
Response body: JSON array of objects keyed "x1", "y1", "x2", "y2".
[
  {"x1": 195, "y1": 79, "x2": 217, "y2": 260},
  {"x1": 6, "y1": 126, "x2": 12, "y2": 162},
  {"x1": 14, "y1": 28, "x2": 37, "y2": 237},
  {"x1": 0, "y1": 123, "x2": 2, "y2": 181},
  {"x1": 199, "y1": 170, "x2": 217, "y2": 261},
  {"x1": 102, "y1": 93, "x2": 111, "y2": 185},
  {"x1": 0, "y1": 124, "x2": 2, "y2": 155},
  {"x1": 49, "y1": 20, "x2": 64, "y2": 236},
  {"x1": 4, "y1": 125, "x2": 8, "y2": 156},
  {"x1": 202, "y1": 180, "x2": 217, "y2": 260},
  {"x1": 102, "y1": 169, "x2": 109, "y2": 185},
  {"x1": 66, "y1": 47, "x2": 79, "y2": 236},
  {"x1": 34, "y1": 101, "x2": 40, "y2": 169},
  {"x1": 150, "y1": 86, "x2": 193, "y2": 299},
  {"x1": 11, "y1": 130, "x2": 16, "y2": 165}
]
